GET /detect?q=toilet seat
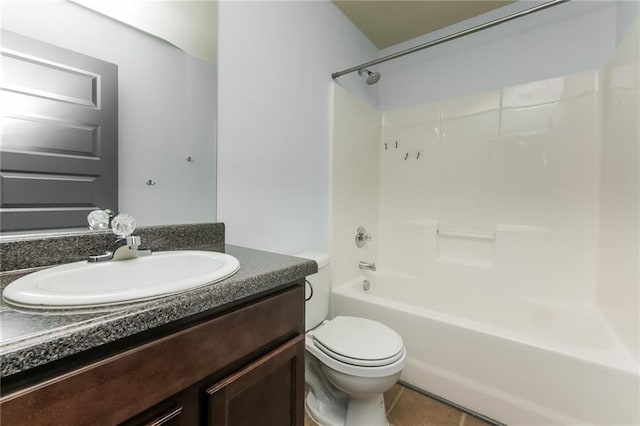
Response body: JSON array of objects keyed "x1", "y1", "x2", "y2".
[
  {"x1": 312, "y1": 316, "x2": 404, "y2": 365},
  {"x1": 306, "y1": 335, "x2": 406, "y2": 378},
  {"x1": 306, "y1": 316, "x2": 407, "y2": 378},
  {"x1": 313, "y1": 339, "x2": 405, "y2": 367}
]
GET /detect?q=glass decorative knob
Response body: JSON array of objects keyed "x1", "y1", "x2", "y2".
[
  {"x1": 87, "y1": 210, "x2": 110, "y2": 230},
  {"x1": 111, "y1": 213, "x2": 137, "y2": 237}
]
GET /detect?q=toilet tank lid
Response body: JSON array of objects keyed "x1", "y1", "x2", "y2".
[{"x1": 294, "y1": 251, "x2": 329, "y2": 268}]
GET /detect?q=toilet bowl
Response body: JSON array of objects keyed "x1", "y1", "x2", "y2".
[{"x1": 296, "y1": 252, "x2": 406, "y2": 426}]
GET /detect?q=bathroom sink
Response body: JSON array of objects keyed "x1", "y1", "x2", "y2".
[{"x1": 2, "y1": 251, "x2": 240, "y2": 309}]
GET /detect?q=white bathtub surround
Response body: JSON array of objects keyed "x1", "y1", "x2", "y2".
[
  {"x1": 330, "y1": 85, "x2": 381, "y2": 287},
  {"x1": 598, "y1": 12, "x2": 640, "y2": 366},
  {"x1": 329, "y1": 12, "x2": 639, "y2": 425},
  {"x1": 377, "y1": 71, "x2": 604, "y2": 301}
]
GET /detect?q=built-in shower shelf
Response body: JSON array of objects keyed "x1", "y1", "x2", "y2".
[
  {"x1": 436, "y1": 226, "x2": 495, "y2": 269},
  {"x1": 436, "y1": 227, "x2": 496, "y2": 240}
]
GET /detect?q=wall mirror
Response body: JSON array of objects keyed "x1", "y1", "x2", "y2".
[{"x1": 0, "y1": 0, "x2": 218, "y2": 234}]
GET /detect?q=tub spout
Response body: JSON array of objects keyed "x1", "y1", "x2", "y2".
[{"x1": 358, "y1": 260, "x2": 376, "y2": 271}]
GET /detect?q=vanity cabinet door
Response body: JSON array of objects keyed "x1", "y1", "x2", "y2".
[{"x1": 206, "y1": 335, "x2": 305, "y2": 426}]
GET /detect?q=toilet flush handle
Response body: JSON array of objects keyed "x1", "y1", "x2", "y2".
[{"x1": 305, "y1": 279, "x2": 313, "y2": 301}]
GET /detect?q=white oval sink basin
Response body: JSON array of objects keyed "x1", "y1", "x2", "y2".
[{"x1": 2, "y1": 251, "x2": 240, "y2": 309}]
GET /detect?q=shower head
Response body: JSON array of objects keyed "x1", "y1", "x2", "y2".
[{"x1": 358, "y1": 68, "x2": 381, "y2": 85}]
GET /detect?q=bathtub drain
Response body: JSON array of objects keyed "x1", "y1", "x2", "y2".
[{"x1": 362, "y1": 280, "x2": 370, "y2": 291}]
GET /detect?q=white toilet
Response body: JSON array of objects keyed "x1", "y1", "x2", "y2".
[{"x1": 297, "y1": 251, "x2": 406, "y2": 426}]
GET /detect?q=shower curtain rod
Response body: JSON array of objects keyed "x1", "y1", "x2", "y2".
[{"x1": 331, "y1": 0, "x2": 569, "y2": 80}]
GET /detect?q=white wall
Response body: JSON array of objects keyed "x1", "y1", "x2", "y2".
[
  {"x1": 378, "y1": 1, "x2": 618, "y2": 110},
  {"x1": 217, "y1": 0, "x2": 378, "y2": 254},
  {"x1": 1, "y1": 1, "x2": 217, "y2": 227}
]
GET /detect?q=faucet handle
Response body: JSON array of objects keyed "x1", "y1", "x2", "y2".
[
  {"x1": 111, "y1": 213, "x2": 137, "y2": 237},
  {"x1": 355, "y1": 226, "x2": 372, "y2": 248},
  {"x1": 87, "y1": 210, "x2": 109, "y2": 230}
]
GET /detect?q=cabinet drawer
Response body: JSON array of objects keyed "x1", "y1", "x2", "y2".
[{"x1": 0, "y1": 286, "x2": 304, "y2": 425}]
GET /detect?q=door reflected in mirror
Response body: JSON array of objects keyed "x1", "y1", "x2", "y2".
[{"x1": 0, "y1": 0, "x2": 218, "y2": 234}]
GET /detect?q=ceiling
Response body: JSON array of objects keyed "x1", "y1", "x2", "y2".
[{"x1": 332, "y1": 0, "x2": 515, "y2": 49}]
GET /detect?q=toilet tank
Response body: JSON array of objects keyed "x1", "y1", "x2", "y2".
[{"x1": 295, "y1": 251, "x2": 330, "y2": 332}]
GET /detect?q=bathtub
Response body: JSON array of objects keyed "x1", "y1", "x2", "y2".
[{"x1": 332, "y1": 273, "x2": 640, "y2": 425}]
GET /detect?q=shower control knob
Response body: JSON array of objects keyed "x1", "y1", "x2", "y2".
[{"x1": 355, "y1": 226, "x2": 372, "y2": 248}]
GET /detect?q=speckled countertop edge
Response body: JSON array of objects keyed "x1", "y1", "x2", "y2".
[{"x1": 0, "y1": 244, "x2": 317, "y2": 377}]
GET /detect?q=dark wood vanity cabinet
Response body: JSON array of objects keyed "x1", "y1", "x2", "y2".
[
  {"x1": 0, "y1": 285, "x2": 305, "y2": 426},
  {"x1": 206, "y1": 335, "x2": 304, "y2": 426}
]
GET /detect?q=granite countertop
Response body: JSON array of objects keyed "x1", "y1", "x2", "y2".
[{"x1": 0, "y1": 244, "x2": 317, "y2": 378}]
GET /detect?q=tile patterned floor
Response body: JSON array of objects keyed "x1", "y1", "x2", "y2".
[{"x1": 304, "y1": 383, "x2": 493, "y2": 426}]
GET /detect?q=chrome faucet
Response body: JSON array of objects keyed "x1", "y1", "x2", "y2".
[
  {"x1": 358, "y1": 260, "x2": 376, "y2": 271},
  {"x1": 87, "y1": 213, "x2": 151, "y2": 262},
  {"x1": 88, "y1": 235, "x2": 152, "y2": 262}
]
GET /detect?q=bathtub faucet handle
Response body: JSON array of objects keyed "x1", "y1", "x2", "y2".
[{"x1": 355, "y1": 226, "x2": 372, "y2": 248}]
